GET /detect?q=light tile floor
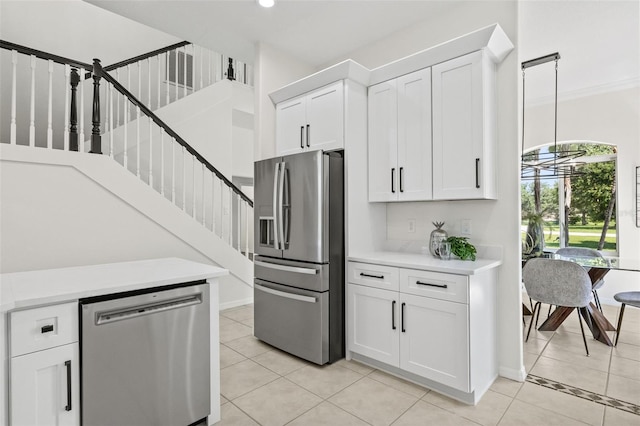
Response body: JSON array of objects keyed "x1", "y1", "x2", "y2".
[{"x1": 218, "y1": 302, "x2": 640, "y2": 425}]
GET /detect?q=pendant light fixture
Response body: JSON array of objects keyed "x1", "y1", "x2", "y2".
[{"x1": 521, "y1": 52, "x2": 585, "y2": 180}]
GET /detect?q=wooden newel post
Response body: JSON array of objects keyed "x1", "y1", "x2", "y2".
[
  {"x1": 69, "y1": 68, "x2": 80, "y2": 152},
  {"x1": 90, "y1": 58, "x2": 102, "y2": 154}
]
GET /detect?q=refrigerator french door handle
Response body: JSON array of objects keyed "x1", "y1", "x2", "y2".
[
  {"x1": 278, "y1": 162, "x2": 286, "y2": 249},
  {"x1": 273, "y1": 162, "x2": 280, "y2": 250},
  {"x1": 255, "y1": 260, "x2": 318, "y2": 275}
]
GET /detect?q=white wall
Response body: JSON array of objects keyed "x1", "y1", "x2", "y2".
[{"x1": 253, "y1": 43, "x2": 315, "y2": 161}]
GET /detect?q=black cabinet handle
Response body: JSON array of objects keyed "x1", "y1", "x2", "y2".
[
  {"x1": 41, "y1": 324, "x2": 54, "y2": 333},
  {"x1": 475, "y1": 158, "x2": 480, "y2": 188},
  {"x1": 399, "y1": 167, "x2": 404, "y2": 192},
  {"x1": 416, "y1": 280, "x2": 448, "y2": 289},
  {"x1": 65, "y1": 360, "x2": 72, "y2": 411},
  {"x1": 401, "y1": 302, "x2": 406, "y2": 332},
  {"x1": 392, "y1": 300, "x2": 396, "y2": 330},
  {"x1": 306, "y1": 124, "x2": 310, "y2": 147},
  {"x1": 391, "y1": 168, "x2": 395, "y2": 193},
  {"x1": 300, "y1": 126, "x2": 304, "y2": 149},
  {"x1": 360, "y1": 272, "x2": 384, "y2": 279}
]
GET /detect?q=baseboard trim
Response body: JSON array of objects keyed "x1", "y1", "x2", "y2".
[
  {"x1": 499, "y1": 365, "x2": 527, "y2": 382},
  {"x1": 220, "y1": 297, "x2": 253, "y2": 311}
]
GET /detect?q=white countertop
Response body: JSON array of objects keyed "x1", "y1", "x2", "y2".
[
  {"x1": 348, "y1": 251, "x2": 502, "y2": 275},
  {"x1": 0, "y1": 258, "x2": 228, "y2": 313}
]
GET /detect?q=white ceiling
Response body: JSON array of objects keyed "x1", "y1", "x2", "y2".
[
  {"x1": 85, "y1": 0, "x2": 638, "y2": 98},
  {"x1": 85, "y1": 0, "x2": 462, "y2": 66}
]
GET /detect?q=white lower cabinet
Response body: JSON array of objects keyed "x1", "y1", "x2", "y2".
[
  {"x1": 10, "y1": 343, "x2": 80, "y2": 426},
  {"x1": 400, "y1": 293, "x2": 469, "y2": 391},
  {"x1": 9, "y1": 302, "x2": 80, "y2": 426},
  {"x1": 347, "y1": 261, "x2": 496, "y2": 402}
]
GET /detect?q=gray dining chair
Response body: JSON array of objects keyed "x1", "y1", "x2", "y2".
[
  {"x1": 522, "y1": 258, "x2": 593, "y2": 355},
  {"x1": 614, "y1": 291, "x2": 640, "y2": 346},
  {"x1": 556, "y1": 247, "x2": 605, "y2": 311}
]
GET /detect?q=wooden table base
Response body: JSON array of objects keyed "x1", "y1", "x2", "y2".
[{"x1": 538, "y1": 302, "x2": 616, "y2": 346}]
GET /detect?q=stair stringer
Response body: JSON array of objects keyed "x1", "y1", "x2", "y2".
[{"x1": 0, "y1": 144, "x2": 253, "y2": 288}]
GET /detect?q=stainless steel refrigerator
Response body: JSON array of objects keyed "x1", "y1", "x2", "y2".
[{"x1": 253, "y1": 150, "x2": 344, "y2": 365}]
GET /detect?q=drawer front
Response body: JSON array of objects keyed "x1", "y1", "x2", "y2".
[
  {"x1": 10, "y1": 302, "x2": 78, "y2": 357},
  {"x1": 400, "y1": 269, "x2": 468, "y2": 303},
  {"x1": 347, "y1": 262, "x2": 399, "y2": 291}
]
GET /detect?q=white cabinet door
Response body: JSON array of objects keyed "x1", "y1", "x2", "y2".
[
  {"x1": 11, "y1": 343, "x2": 80, "y2": 426},
  {"x1": 399, "y1": 293, "x2": 469, "y2": 392},
  {"x1": 368, "y1": 80, "x2": 398, "y2": 202},
  {"x1": 347, "y1": 284, "x2": 399, "y2": 366},
  {"x1": 276, "y1": 82, "x2": 344, "y2": 156},
  {"x1": 306, "y1": 82, "x2": 344, "y2": 152},
  {"x1": 397, "y1": 68, "x2": 433, "y2": 201},
  {"x1": 276, "y1": 96, "x2": 307, "y2": 156},
  {"x1": 432, "y1": 50, "x2": 494, "y2": 200}
]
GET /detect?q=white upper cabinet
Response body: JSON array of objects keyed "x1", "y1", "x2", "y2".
[
  {"x1": 368, "y1": 68, "x2": 432, "y2": 202},
  {"x1": 276, "y1": 81, "x2": 344, "y2": 156},
  {"x1": 432, "y1": 50, "x2": 496, "y2": 200}
]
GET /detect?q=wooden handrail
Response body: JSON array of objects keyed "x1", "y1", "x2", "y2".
[
  {"x1": 98, "y1": 64, "x2": 254, "y2": 207},
  {"x1": 103, "y1": 41, "x2": 190, "y2": 72},
  {"x1": 0, "y1": 40, "x2": 93, "y2": 70}
]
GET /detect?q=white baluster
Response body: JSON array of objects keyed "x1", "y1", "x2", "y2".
[
  {"x1": 137, "y1": 61, "x2": 141, "y2": 101},
  {"x1": 149, "y1": 116, "x2": 153, "y2": 187},
  {"x1": 191, "y1": 45, "x2": 196, "y2": 94},
  {"x1": 212, "y1": 174, "x2": 217, "y2": 234},
  {"x1": 174, "y1": 49, "x2": 179, "y2": 102},
  {"x1": 136, "y1": 105, "x2": 141, "y2": 177},
  {"x1": 182, "y1": 145, "x2": 187, "y2": 211},
  {"x1": 64, "y1": 64, "x2": 70, "y2": 150},
  {"x1": 199, "y1": 45, "x2": 203, "y2": 90},
  {"x1": 79, "y1": 67, "x2": 85, "y2": 152},
  {"x1": 123, "y1": 101, "x2": 128, "y2": 169},
  {"x1": 47, "y1": 59, "x2": 53, "y2": 149},
  {"x1": 171, "y1": 140, "x2": 176, "y2": 202},
  {"x1": 160, "y1": 129, "x2": 165, "y2": 196},
  {"x1": 246, "y1": 204, "x2": 250, "y2": 258},
  {"x1": 157, "y1": 54, "x2": 161, "y2": 109},
  {"x1": 109, "y1": 83, "x2": 114, "y2": 158},
  {"x1": 147, "y1": 57, "x2": 151, "y2": 109},
  {"x1": 192, "y1": 154, "x2": 197, "y2": 218},
  {"x1": 183, "y1": 46, "x2": 188, "y2": 98},
  {"x1": 29, "y1": 55, "x2": 36, "y2": 147},
  {"x1": 202, "y1": 163, "x2": 206, "y2": 225},
  {"x1": 116, "y1": 68, "x2": 121, "y2": 127},
  {"x1": 228, "y1": 186, "x2": 233, "y2": 245},
  {"x1": 208, "y1": 49, "x2": 212, "y2": 86},
  {"x1": 127, "y1": 65, "x2": 131, "y2": 120},
  {"x1": 10, "y1": 50, "x2": 17, "y2": 144},
  {"x1": 237, "y1": 195, "x2": 241, "y2": 251},
  {"x1": 165, "y1": 52, "x2": 170, "y2": 106}
]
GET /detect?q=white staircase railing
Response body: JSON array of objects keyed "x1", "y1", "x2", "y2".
[{"x1": 0, "y1": 40, "x2": 254, "y2": 261}]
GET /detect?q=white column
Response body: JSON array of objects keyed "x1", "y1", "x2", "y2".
[{"x1": 29, "y1": 55, "x2": 36, "y2": 147}]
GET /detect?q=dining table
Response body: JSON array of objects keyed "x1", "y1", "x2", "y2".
[{"x1": 533, "y1": 254, "x2": 640, "y2": 346}]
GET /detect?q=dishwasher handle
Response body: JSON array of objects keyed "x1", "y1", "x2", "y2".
[{"x1": 95, "y1": 294, "x2": 203, "y2": 326}]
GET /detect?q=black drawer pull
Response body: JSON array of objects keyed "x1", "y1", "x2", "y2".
[
  {"x1": 416, "y1": 281, "x2": 448, "y2": 289},
  {"x1": 401, "y1": 302, "x2": 406, "y2": 333},
  {"x1": 399, "y1": 167, "x2": 404, "y2": 192},
  {"x1": 65, "y1": 360, "x2": 72, "y2": 411},
  {"x1": 360, "y1": 272, "x2": 384, "y2": 279},
  {"x1": 392, "y1": 300, "x2": 396, "y2": 330},
  {"x1": 475, "y1": 158, "x2": 480, "y2": 189},
  {"x1": 41, "y1": 324, "x2": 54, "y2": 333},
  {"x1": 391, "y1": 168, "x2": 395, "y2": 193},
  {"x1": 300, "y1": 126, "x2": 304, "y2": 149}
]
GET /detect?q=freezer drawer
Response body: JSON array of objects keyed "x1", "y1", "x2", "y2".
[
  {"x1": 254, "y1": 255, "x2": 329, "y2": 292},
  {"x1": 254, "y1": 280, "x2": 329, "y2": 365}
]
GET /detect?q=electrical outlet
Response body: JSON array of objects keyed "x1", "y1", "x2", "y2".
[
  {"x1": 408, "y1": 219, "x2": 416, "y2": 233},
  {"x1": 461, "y1": 219, "x2": 472, "y2": 235}
]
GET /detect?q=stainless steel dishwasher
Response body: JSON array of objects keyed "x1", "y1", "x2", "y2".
[{"x1": 80, "y1": 282, "x2": 210, "y2": 426}]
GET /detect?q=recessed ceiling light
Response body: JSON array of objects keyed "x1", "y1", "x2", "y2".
[{"x1": 258, "y1": 0, "x2": 275, "y2": 8}]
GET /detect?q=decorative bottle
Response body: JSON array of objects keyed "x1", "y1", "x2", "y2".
[{"x1": 429, "y1": 221, "x2": 448, "y2": 257}]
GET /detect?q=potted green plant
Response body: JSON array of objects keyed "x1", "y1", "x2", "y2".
[{"x1": 445, "y1": 236, "x2": 477, "y2": 261}]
